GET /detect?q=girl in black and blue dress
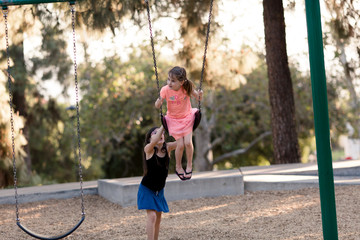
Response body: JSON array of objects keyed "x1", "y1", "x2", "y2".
[{"x1": 137, "y1": 125, "x2": 177, "y2": 240}]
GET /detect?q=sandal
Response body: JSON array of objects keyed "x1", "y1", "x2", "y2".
[
  {"x1": 175, "y1": 170, "x2": 187, "y2": 181},
  {"x1": 185, "y1": 169, "x2": 192, "y2": 180}
]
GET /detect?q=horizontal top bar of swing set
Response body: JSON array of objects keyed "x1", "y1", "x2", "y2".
[{"x1": 0, "y1": 0, "x2": 76, "y2": 7}]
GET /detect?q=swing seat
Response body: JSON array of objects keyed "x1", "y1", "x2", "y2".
[
  {"x1": 16, "y1": 215, "x2": 85, "y2": 240},
  {"x1": 193, "y1": 109, "x2": 201, "y2": 131},
  {"x1": 161, "y1": 114, "x2": 169, "y2": 133}
]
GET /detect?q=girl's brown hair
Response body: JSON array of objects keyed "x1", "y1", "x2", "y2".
[
  {"x1": 168, "y1": 66, "x2": 194, "y2": 96},
  {"x1": 142, "y1": 127, "x2": 168, "y2": 176}
]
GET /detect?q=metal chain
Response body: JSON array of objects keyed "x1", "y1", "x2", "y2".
[
  {"x1": 3, "y1": 7, "x2": 20, "y2": 223},
  {"x1": 3, "y1": 1, "x2": 83, "y2": 226},
  {"x1": 145, "y1": 0, "x2": 163, "y2": 117},
  {"x1": 145, "y1": 0, "x2": 213, "y2": 112},
  {"x1": 199, "y1": 0, "x2": 214, "y2": 111},
  {"x1": 70, "y1": 3, "x2": 85, "y2": 216}
]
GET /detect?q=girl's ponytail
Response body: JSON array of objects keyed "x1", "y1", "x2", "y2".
[{"x1": 182, "y1": 78, "x2": 194, "y2": 97}]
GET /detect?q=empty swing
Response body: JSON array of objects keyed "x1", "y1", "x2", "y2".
[
  {"x1": 144, "y1": 0, "x2": 214, "y2": 133},
  {"x1": 2, "y1": 1, "x2": 85, "y2": 240}
]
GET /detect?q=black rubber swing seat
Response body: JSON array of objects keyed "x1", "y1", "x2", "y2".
[
  {"x1": 193, "y1": 109, "x2": 202, "y2": 131},
  {"x1": 161, "y1": 114, "x2": 169, "y2": 133},
  {"x1": 16, "y1": 215, "x2": 85, "y2": 240}
]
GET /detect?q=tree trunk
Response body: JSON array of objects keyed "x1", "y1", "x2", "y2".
[
  {"x1": 336, "y1": 39, "x2": 360, "y2": 137},
  {"x1": 10, "y1": 41, "x2": 32, "y2": 174},
  {"x1": 263, "y1": 0, "x2": 300, "y2": 164},
  {"x1": 0, "y1": 170, "x2": 12, "y2": 188},
  {"x1": 178, "y1": 1, "x2": 217, "y2": 171},
  {"x1": 194, "y1": 109, "x2": 214, "y2": 171}
]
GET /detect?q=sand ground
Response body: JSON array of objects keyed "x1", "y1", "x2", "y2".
[{"x1": 1, "y1": 186, "x2": 360, "y2": 240}]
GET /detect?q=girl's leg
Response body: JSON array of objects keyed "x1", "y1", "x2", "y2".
[
  {"x1": 184, "y1": 132, "x2": 193, "y2": 178},
  {"x1": 146, "y1": 210, "x2": 157, "y2": 240},
  {"x1": 175, "y1": 137, "x2": 185, "y2": 174},
  {"x1": 154, "y1": 211, "x2": 162, "y2": 240}
]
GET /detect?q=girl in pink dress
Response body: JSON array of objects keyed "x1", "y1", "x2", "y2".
[{"x1": 155, "y1": 66, "x2": 203, "y2": 180}]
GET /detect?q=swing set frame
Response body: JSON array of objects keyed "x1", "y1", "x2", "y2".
[
  {"x1": 0, "y1": 0, "x2": 72, "y2": 8},
  {"x1": 1, "y1": 0, "x2": 339, "y2": 239}
]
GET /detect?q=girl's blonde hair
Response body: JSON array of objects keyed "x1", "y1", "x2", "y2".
[{"x1": 168, "y1": 66, "x2": 194, "y2": 96}]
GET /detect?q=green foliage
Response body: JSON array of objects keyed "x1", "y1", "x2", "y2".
[
  {"x1": 213, "y1": 55, "x2": 346, "y2": 168},
  {"x1": 26, "y1": 95, "x2": 83, "y2": 184},
  {"x1": 0, "y1": 76, "x2": 27, "y2": 188},
  {"x1": 79, "y1": 47, "x2": 172, "y2": 178},
  {"x1": 0, "y1": 0, "x2": 352, "y2": 187},
  {"x1": 0, "y1": 3, "x2": 77, "y2": 187},
  {"x1": 76, "y1": 0, "x2": 148, "y2": 33},
  {"x1": 31, "y1": 5, "x2": 73, "y2": 93},
  {"x1": 324, "y1": 0, "x2": 360, "y2": 138},
  {"x1": 212, "y1": 58, "x2": 273, "y2": 168}
]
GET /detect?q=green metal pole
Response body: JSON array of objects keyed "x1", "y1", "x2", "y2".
[
  {"x1": 0, "y1": 0, "x2": 73, "y2": 7},
  {"x1": 304, "y1": 0, "x2": 338, "y2": 239}
]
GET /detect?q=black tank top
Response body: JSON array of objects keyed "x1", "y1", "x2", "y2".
[{"x1": 141, "y1": 152, "x2": 169, "y2": 192}]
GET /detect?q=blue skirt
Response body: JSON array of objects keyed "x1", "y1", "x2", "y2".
[{"x1": 137, "y1": 183, "x2": 169, "y2": 213}]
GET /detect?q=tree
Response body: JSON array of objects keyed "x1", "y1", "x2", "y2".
[
  {"x1": 149, "y1": 1, "x2": 275, "y2": 171},
  {"x1": 0, "y1": 0, "x2": 201, "y2": 183},
  {"x1": 0, "y1": 6, "x2": 38, "y2": 175},
  {"x1": 324, "y1": 0, "x2": 360, "y2": 138},
  {"x1": 263, "y1": 0, "x2": 300, "y2": 164},
  {"x1": 0, "y1": 73, "x2": 27, "y2": 188},
  {"x1": 1, "y1": 0, "x2": 323, "y2": 185},
  {"x1": 79, "y1": 46, "x2": 173, "y2": 178},
  {"x1": 0, "y1": 0, "x2": 185, "y2": 180},
  {"x1": 174, "y1": 0, "x2": 221, "y2": 171},
  {"x1": 191, "y1": 47, "x2": 273, "y2": 171},
  {"x1": 0, "y1": 4, "x2": 77, "y2": 178}
]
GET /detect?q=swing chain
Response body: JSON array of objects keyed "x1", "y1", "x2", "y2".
[
  {"x1": 199, "y1": 0, "x2": 214, "y2": 111},
  {"x1": 145, "y1": 0, "x2": 213, "y2": 113},
  {"x1": 3, "y1": 7, "x2": 20, "y2": 222},
  {"x1": 70, "y1": 2, "x2": 85, "y2": 216},
  {"x1": 145, "y1": 0, "x2": 163, "y2": 117}
]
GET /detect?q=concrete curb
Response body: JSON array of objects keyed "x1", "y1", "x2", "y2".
[
  {"x1": 1, "y1": 160, "x2": 359, "y2": 206},
  {"x1": 0, "y1": 181, "x2": 98, "y2": 205},
  {"x1": 98, "y1": 170, "x2": 244, "y2": 207}
]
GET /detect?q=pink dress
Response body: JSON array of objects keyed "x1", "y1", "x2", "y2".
[{"x1": 160, "y1": 85, "x2": 197, "y2": 140}]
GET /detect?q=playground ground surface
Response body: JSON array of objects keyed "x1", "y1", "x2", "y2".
[
  {"x1": 1, "y1": 186, "x2": 360, "y2": 239},
  {"x1": 1, "y1": 160, "x2": 360, "y2": 239}
]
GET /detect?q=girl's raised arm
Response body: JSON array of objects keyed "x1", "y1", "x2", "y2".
[
  {"x1": 155, "y1": 97, "x2": 164, "y2": 109},
  {"x1": 167, "y1": 141, "x2": 177, "y2": 155},
  {"x1": 144, "y1": 126, "x2": 165, "y2": 155}
]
